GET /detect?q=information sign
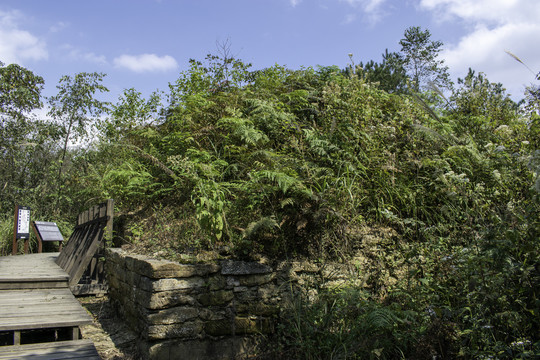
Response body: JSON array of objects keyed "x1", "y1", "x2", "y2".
[
  {"x1": 33, "y1": 221, "x2": 64, "y2": 242},
  {"x1": 13, "y1": 205, "x2": 31, "y2": 255},
  {"x1": 16, "y1": 206, "x2": 31, "y2": 239}
]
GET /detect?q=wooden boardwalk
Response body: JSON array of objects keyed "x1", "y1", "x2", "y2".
[
  {"x1": 0, "y1": 340, "x2": 100, "y2": 359},
  {"x1": 0, "y1": 253, "x2": 99, "y2": 359},
  {"x1": 0, "y1": 253, "x2": 68, "y2": 290}
]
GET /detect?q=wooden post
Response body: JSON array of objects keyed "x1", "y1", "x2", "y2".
[
  {"x1": 13, "y1": 330, "x2": 20, "y2": 345},
  {"x1": 12, "y1": 206, "x2": 18, "y2": 255},
  {"x1": 105, "y1": 199, "x2": 114, "y2": 244},
  {"x1": 72, "y1": 326, "x2": 80, "y2": 340},
  {"x1": 31, "y1": 221, "x2": 43, "y2": 253}
]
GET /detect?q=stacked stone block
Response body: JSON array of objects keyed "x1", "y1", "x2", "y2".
[{"x1": 106, "y1": 248, "x2": 360, "y2": 359}]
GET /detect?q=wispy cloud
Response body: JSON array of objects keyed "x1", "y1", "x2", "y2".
[
  {"x1": 420, "y1": 0, "x2": 540, "y2": 24},
  {"x1": 49, "y1": 21, "x2": 68, "y2": 33},
  {"x1": 61, "y1": 44, "x2": 107, "y2": 65},
  {"x1": 113, "y1": 53, "x2": 178, "y2": 73},
  {"x1": 339, "y1": 0, "x2": 388, "y2": 24},
  {"x1": 420, "y1": 0, "x2": 540, "y2": 97},
  {"x1": 0, "y1": 10, "x2": 48, "y2": 65},
  {"x1": 290, "y1": 0, "x2": 302, "y2": 7}
]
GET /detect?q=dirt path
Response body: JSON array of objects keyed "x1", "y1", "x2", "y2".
[{"x1": 79, "y1": 296, "x2": 140, "y2": 360}]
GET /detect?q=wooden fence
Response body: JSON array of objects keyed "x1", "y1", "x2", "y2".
[{"x1": 56, "y1": 199, "x2": 113, "y2": 295}]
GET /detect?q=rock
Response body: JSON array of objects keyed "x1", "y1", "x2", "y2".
[
  {"x1": 220, "y1": 260, "x2": 272, "y2": 275},
  {"x1": 147, "y1": 307, "x2": 199, "y2": 325},
  {"x1": 139, "y1": 276, "x2": 206, "y2": 292},
  {"x1": 197, "y1": 290, "x2": 234, "y2": 306},
  {"x1": 146, "y1": 320, "x2": 203, "y2": 340}
]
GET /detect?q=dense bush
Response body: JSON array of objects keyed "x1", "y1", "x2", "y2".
[{"x1": 1, "y1": 38, "x2": 538, "y2": 357}]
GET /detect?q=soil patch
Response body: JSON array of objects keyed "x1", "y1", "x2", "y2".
[{"x1": 79, "y1": 296, "x2": 140, "y2": 360}]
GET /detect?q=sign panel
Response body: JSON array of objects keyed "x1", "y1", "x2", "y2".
[
  {"x1": 33, "y1": 221, "x2": 64, "y2": 242},
  {"x1": 16, "y1": 206, "x2": 31, "y2": 239}
]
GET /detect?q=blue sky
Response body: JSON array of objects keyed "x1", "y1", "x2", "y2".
[{"x1": 1, "y1": 0, "x2": 539, "y2": 104}]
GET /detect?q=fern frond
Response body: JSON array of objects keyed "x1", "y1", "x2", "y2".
[
  {"x1": 243, "y1": 216, "x2": 280, "y2": 239},
  {"x1": 110, "y1": 143, "x2": 178, "y2": 180},
  {"x1": 365, "y1": 307, "x2": 399, "y2": 330},
  {"x1": 254, "y1": 170, "x2": 298, "y2": 194}
]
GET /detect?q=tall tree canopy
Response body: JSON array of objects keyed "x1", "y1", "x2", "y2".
[{"x1": 399, "y1": 26, "x2": 451, "y2": 92}]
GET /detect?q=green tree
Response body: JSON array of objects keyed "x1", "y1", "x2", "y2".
[
  {"x1": 0, "y1": 62, "x2": 48, "y2": 211},
  {"x1": 399, "y1": 26, "x2": 451, "y2": 92},
  {"x1": 0, "y1": 62, "x2": 44, "y2": 118},
  {"x1": 48, "y1": 72, "x2": 109, "y2": 178},
  {"x1": 354, "y1": 49, "x2": 408, "y2": 93},
  {"x1": 103, "y1": 88, "x2": 162, "y2": 142},
  {"x1": 449, "y1": 69, "x2": 518, "y2": 143}
]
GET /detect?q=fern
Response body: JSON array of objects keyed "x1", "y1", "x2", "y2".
[
  {"x1": 243, "y1": 216, "x2": 279, "y2": 239},
  {"x1": 217, "y1": 116, "x2": 268, "y2": 147},
  {"x1": 253, "y1": 170, "x2": 299, "y2": 194},
  {"x1": 365, "y1": 307, "x2": 400, "y2": 331}
]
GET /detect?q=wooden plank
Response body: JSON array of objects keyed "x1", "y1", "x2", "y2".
[
  {"x1": 68, "y1": 226, "x2": 105, "y2": 287},
  {"x1": 0, "y1": 282, "x2": 67, "y2": 290},
  {"x1": 0, "y1": 289, "x2": 92, "y2": 331},
  {"x1": 0, "y1": 253, "x2": 69, "y2": 290},
  {"x1": 0, "y1": 339, "x2": 100, "y2": 359}
]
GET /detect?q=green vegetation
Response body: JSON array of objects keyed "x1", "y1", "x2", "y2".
[{"x1": 1, "y1": 28, "x2": 539, "y2": 358}]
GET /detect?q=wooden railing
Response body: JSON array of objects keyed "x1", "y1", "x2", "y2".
[{"x1": 56, "y1": 199, "x2": 113, "y2": 295}]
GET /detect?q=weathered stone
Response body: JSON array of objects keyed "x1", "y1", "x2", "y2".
[
  {"x1": 204, "y1": 317, "x2": 273, "y2": 336},
  {"x1": 257, "y1": 284, "x2": 277, "y2": 301},
  {"x1": 135, "y1": 288, "x2": 196, "y2": 310},
  {"x1": 237, "y1": 273, "x2": 274, "y2": 286},
  {"x1": 234, "y1": 289, "x2": 258, "y2": 303},
  {"x1": 206, "y1": 275, "x2": 226, "y2": 291},
  {"x1": 226, "y1": 277, "x2": 240, "y2": 288},
  {"x1": 106, "y1": 248, "x2": 360, "y2": 358},
  {"x1": 197, "y1": 290, "x2": 234, "y2": 306},
  {"x1": 136, "y1": 260, "x2": 221, "y2": 279},
  {"x1": 234, "y1": 317, "x2": 273, "y2": 335},
  {"x1": 106, "y1": 248, "x2": 124, "y2": 264},
  {"x1": 146, "y1": 320, "x2": 203, "y2": 340},
  {"x1": 233, "y1": 286, "x2": 248, "y2": 293},
  {"x1": 147, "y1": 307, "x2": 199, "y2": 325},
  {"x1": 236, "y1": 303, "x2": 279, "y2": 316},
  {"x1": 198, "y1": 308, "x2": 227, "y2": 321},
  {"x1": 139, "y1": 276, "x2": 205, "y2": 292},
  {"x1": 220, "y1": 260, "x2": 272, "y2": 275},
  {"x1": 109, "y1": 248, "x2": 221, "y2": 279},
  {"x1": 204, "y1": 319, "x2": 234, "y2": 336}
]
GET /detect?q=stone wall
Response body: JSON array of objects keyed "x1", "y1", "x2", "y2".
[{"x1": 106, "y1": 248, "x2": 361, "y2": 360}]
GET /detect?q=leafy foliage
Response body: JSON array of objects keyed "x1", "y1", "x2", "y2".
[
  {"x1": 400, "y1": 26, "x2": 452, "y2": 92},
  {"x1": 1, "y1": 32, "x2": 539, "y2": 357}
]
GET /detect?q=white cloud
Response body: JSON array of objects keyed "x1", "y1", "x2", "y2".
[
  {"x1": 290, "y1": 0, "x2": 302, "y2": 7},
  {"x1": 0, "y1": 10, "x2": 48, "y2": 65},
  {"x1": 339, "y1": 0, "x2": 387, "y2": 24},
  {"x1": 420, "y1": 0, "x2": 540, "y2": 24},
  {"x1": 419, "y1": 0, "x2": 540, "y2": 98},
  {"x1": 49, "y1": 21, "x2": 68, "y2": 33},
  {"x1": 62, "y1": 45, "x2": 107, "y2": 65},
  {"x1": 113, "y1": 53, "x2": 178, "y2": 73}
]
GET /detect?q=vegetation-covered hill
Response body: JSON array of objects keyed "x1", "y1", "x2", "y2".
[{"x1": 1, "y1": 28, "x2": 539, "y2": 358}]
